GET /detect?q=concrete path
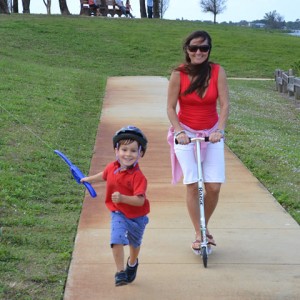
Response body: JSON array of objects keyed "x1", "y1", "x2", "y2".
[{"x1": 64, "y1": 77, "x2": 300, "y2": 300}]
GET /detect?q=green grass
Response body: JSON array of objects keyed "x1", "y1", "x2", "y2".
[
  {"x1": 0, "y1": 14, "x2": 299, "y2": 299},
  {"x1": 226, "y1": 80, "x2": 299, "y2": 220}
]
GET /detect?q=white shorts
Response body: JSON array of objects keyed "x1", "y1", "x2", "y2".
[{"x1": 174, "y1": 133, "x2": 225, "y2": 184}]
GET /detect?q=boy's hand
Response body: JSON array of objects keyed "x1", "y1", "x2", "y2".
[
  {"x1": 80, "y1": 177, "x2": 88, "y2": 183},
  {"x1": 112, "y1": 192, "x2": 122, "y2": 203}
]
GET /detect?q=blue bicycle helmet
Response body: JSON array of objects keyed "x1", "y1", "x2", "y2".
[{"x1": 113, "y1": 125, "x2": 148, "y2": 156}]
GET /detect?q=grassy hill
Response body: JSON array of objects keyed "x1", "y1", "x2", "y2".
[{"x1": 0, "y1": 15, "x2": 299, "y2": 299}]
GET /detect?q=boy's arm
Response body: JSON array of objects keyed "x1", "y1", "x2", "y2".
[
  {"x1": 81, "y1": 171, "x2": 104, "y2": 183},
  {"x1": 111, "y1": 192, "x2": 145, "y2": 207}
]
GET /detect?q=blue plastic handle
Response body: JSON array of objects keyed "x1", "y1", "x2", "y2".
[{"x1": 54, "y1": 150, "x2": 97, "y2": 198}]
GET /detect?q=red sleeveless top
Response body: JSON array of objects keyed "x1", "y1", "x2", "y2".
[{"x1": 178, "y1": 63, "x2": 220, "y2": 130}]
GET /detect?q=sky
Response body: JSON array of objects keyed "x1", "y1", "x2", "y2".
[{"x1": 27, "y1": 0, "x2": 299, "y2": 23}]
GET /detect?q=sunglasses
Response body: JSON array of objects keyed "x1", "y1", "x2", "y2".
[{"x1": 187, "y1": 45, "x2": 210, "y2": 53}]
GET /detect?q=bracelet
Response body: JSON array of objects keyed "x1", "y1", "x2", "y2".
[
  {"x1": 216, "y1": 129, "x2": 225, "y2": 135},
  {"x1": 175, "y1": 130, "x2": 186, "y2": 137}
]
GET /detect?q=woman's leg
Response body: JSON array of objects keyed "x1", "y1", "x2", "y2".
[
  {"x1": 187, "y1": 182, "x2": 221, "y2": 242},
  {"x1": 201, "y1": 139, "x2": 224, "y2": 240},
  {"x1": 204, "y1": 182, "x2": 221, "y2": 226},
  {"x1": 186, "y1": 182, "x2": 201, "y2": 240}
]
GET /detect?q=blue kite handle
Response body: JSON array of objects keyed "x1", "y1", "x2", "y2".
[{"x1": 54, "y1": 150, "x2": 97, "y2": 198}]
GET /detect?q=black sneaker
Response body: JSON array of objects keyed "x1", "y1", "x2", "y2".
[
  {"x1": 125, "y1": 258, "x2": 139, "y2": 283},
  {"x1": 115, "y1": 270, "x2": 128, "y2": 286}
]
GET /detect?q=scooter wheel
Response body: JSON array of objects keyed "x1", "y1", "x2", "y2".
[{"x1": 201, "y1": 247, "x2": 208, "y2": 268}]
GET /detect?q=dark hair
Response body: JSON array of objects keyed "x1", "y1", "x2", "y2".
[{"x1": 176, "y1": 30, "x2": 212, "y2": 97}]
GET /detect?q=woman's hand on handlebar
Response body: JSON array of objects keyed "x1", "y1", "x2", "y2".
[
  {"x1": 209, "y1": 130, "x2": 224, "y2": 143},
  {"x1": 175, "y1": 130, "x2": 190, "y2": 145},
  {"x1": 175, "y1": 130, "x2": 224, "y2": 144}
]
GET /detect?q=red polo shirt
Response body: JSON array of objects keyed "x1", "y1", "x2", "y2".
[{"x1": 102, "y1": 161, "x2": 150, "y2": 219}]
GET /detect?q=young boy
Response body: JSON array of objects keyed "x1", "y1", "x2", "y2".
[{"x1": 81, "y1": 125, "x2": 150, "y2": 287}]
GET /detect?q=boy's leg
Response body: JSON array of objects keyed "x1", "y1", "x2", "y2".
[
  {"x1": 126, "y1": 245, "x2": 140, "y2": 283},
  {"x1": 128, "y1": 245, "x2": 140, "y2": 265},
  {"x1": 110, "y1": 211, "x2": 129, "y2": 271},
  {"x1": 125, "y1": 215, "x2": 148, "y2": 283},
  {"x1": 110, "y1": 212, "x2": 130, "y2": 286},
  {"x1": 112, "y1": 244, "x2": 128, "y2": 286},
  {"x1": 112, "y1": 244, "x2": 125, "y2": 272}
]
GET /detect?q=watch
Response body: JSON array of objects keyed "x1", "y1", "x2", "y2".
[{"x1": 217, "y1": 129, "x2": 225, "y2": 135}]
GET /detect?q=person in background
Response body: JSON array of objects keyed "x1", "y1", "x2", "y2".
[
  {"x1": 167, "y1": 30, "x2": 229, "y2": 255},
  {"x1": 125, "y1": 0, "x2": 134, "y2": 18},
  {"x1": 88, "y1": 0, "x2": 101, "y2": 16},
  {"x1": 115, "y1": 0, "x2": 127, "y2": 16},
  {"x1": 81, "y1": 126, "x2": 150, "y2": 287},
  {"x1": 147, "y1": 0, "x2": 153, "y2": 18}
]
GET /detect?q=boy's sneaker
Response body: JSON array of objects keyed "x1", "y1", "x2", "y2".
[
  {"x1": 125, "y1": 258, "x2": 139, "y2": 283},
  {"x1": 115, "y1": 270, "x2": 128, "y2": 286}
]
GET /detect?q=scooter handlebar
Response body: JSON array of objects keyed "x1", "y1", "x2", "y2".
[{"x1": 175, "y1": 136, "x2": 210, "y2": 144}]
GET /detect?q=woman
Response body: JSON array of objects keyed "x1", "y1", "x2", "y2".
[
  {"x1": 125, "y1": 0, "x2": 134, "y2": 18},
  {"x1": 167, "y1": 30, "x2": 229, "y2": 254}
]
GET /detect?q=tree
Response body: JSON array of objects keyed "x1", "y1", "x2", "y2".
[
  {"x1": 12, "y1": 0, "x2": 18, "y2": 13},
  {"x1": 58, "y1": 0, "x2": 70, "y2": 15},
  {"x1": 42, "y1": 0, "x2": 51, "y2": 14},
  {"x1": 138, "y1": 0, "x2": 161, "y2": 18},
  {"x1": 200, "y1": 0, "x2": 227, "y2": 24},
  {"x1": 139, "y1": 0, "x2": 146, "y2": 18},
  {"x1": 160, "y1": 0, "x2": 169, "y2": 19},
  {"x1": 264, "y1": 10, "x2": 285, "y2": 29},
  {"x1": 22, "y1": 0, "x2": 30, "y2": 13},
  {"x1": 153, "y1": 0, "x2": 159, "y2": 18},
  {"x1": 0, "y1": 0, "x2": 9, "y2": 13}
]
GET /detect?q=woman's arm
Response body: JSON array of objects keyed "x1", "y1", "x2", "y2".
[
  {"x1": 167, "y1": 70, "x2": 182, "y2": 133},
  {"x1": 167, "y1": 70, "x2": 190, "y2": 144},
  {"x1": 217, "y1": 66, "x2": 230, "y2": 131}
]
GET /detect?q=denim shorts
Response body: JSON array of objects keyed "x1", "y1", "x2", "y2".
[{"x1": 110, "y1": 211, "x2": 149, "y2": 248}]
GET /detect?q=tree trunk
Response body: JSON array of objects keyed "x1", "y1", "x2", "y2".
[
  {"x1": 43, "y1": 0, "x2": 51, "y2": 14},
  {"x1": 22, "y1": 0, "x2": 30, "y2": 13},
  {"x1": 0, "y1": 0, "x2": 9, "y2": 13},
  {"x1": 58, "y1": 0, "x2": 70, "y2": 15},
  {"x1": 139, "y1": 0, "x2": 146, "y2": 18},
  {"x1": 153, "y1": 0, "x2": 159, "y2": 18},
  {"x1": 13, "y1": 0, "x2": 18, "y2": 13}
]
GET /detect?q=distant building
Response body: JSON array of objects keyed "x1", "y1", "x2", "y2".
[{"x1": 251, "y1": 22, "x2": 266, "y2": 28}]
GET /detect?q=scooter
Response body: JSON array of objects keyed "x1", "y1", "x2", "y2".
[
  {"x1": 191, "y1": 136, "x2": 210, "y2": 268},
  {"x1": 176, "y1": 136, "x2": 210, "y2": 268}
]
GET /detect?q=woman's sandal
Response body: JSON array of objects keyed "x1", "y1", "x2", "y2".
[
  {"x1": 191, "y1": 234, "x2": 216, "y2": 256},
  {"x1": 191, "y1": 234, "x2": 216, "y2": 249},
  {"x1": 191, "y1": 239, "x2": 202, "y2": 255},
  {"x1": 207, "y1": 234, "x2": 216, "y2": 246},
  {"x1": 191, "y1": 239, "x2": 201, "y2": 251}
]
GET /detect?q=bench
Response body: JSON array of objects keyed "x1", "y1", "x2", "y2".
[
  {"x1": 100, "y1": 0, "x2": 124, "y2": 17},
  {"x1": 274, "y1": 69, "x2": 300, "y2": 105},
  {"x1": 81, "y1": 0, "x2": 99, "y2": 16},
  {"x1": 282, "y1": 71, "x2": 295, "y2": 97},
  {"x1": 275, "y1": 69, "x2": 283, "y2": 92},
  {"x1": 294, "y1": 77, "x2": 300, "y2": 100},
  {"x1": 81, "y1": 0, "x2": 124, "y2": 17}
]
